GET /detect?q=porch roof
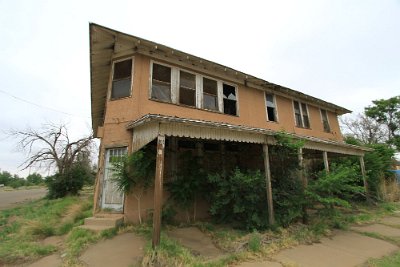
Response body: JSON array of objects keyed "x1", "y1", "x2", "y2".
[{"x1": 126, "y1": 114, "x2": 372, "y2": 156}]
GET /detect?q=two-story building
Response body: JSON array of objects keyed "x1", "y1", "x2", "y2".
[{"x1": 89, "y1": 23, "x2": 370, "y2": 245}]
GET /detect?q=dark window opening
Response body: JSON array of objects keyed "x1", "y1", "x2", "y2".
[
  {"x1": 203, "y1": 77, "x2": 218, "y2": 110},
  {"x1": 265, "y1": 93, "x2": 277, "y2": 122},
  {"x1": 321, "y1": 109, "x2": 331, "y2": 132},
  {"x1": 179, "y1": 71, "x2": 196, "y2": 107},
  {"x1": 223, "y1": 83, "x2": 237, "y2": 115},
  {"x1": 111, "y1": 59, "x2": 132, "y2": 99},
  {"x1": 226, "y1": 143, "x2": 239, "y2": 152},
  {"x1": 293, "y1": 101, "x2": 302, "y2": 127},
  {"x1": 293, "y1": 101, "x2": 310, "y2": 128},
  {"x1": 301, "y1": 103, "x2": 310, "y2": 128},
  {"x1": 151, "y1": 63, "x2": 171, "y2": 102}
]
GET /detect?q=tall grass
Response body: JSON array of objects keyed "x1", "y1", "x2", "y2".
[{"x1": 0, "y1": 195, "x2": 93, "y2": 264}]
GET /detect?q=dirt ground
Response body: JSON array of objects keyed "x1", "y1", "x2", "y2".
[{"x1": 0, "y1": 188, "x2": 47, "y2": 210}]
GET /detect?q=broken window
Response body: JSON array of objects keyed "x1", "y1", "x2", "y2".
[
  {"x1": 223, "y1": 83, "x2": 237, "y2": 115},
  {"x1": 179, "y1": 71, "x2": 196, "y2": 107},
  {"x1": 151, "y1": 63, "x2": 171, "y2": 102},
  {"x1": 203, "y1": 77, "x2": 218, "y2": 111},
  {"x1": 265, "y1": 93, "x2": 277, "y2": 122},
  {"x1": 111, "y1": 59, "x2": 132, "y2": 99},
  {"x1": 321, "y1": 109, "x2": 331, "y2": 132},
  {"x1": 293, "y1": 100, "x2": 310, "y2": 128}
]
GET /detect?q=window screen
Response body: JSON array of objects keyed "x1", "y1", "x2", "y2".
[{"x1": 111, "y1": 59, "x2": 132, "y2": 99}]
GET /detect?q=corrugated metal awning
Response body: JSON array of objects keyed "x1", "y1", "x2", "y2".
[{"x1": 127, "y1": 114, "x2": 372, "y2": 156}]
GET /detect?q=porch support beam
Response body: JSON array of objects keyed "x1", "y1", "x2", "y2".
[
  {"x1": 323, "y1": 151, "x2": 330, "y2": 173},
  {"x1": 263, "y1": 144, "x2": 275, "y2": 225},
  {"x1": 152, "y1": 135, "x2": 165, "y2": 248},
  {"x1": 298, "y1": 147, "x2": 308, "y2": 223},
  {"x1": 359, "y1": 156, "x2": 369, "y2": 196}
]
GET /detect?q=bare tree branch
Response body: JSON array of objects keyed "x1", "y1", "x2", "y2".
[{"x1": 10, "y1": 123, "x2": 94, "y2": 174}]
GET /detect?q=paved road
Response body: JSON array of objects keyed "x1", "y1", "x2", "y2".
[{"x1": 0, "y1": 188, "x2": 47, "y2": 210}]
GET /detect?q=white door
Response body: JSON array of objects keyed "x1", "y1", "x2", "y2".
[{"x1": 101, "y1": 147, "x2": 127, "y2": 211}]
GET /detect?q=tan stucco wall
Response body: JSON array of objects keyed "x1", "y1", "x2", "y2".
[
  {"x1": 94, "y1": 53, "x2": 345, "y2": 220},
  {"x1": 101, "y1": 54, "x2": 343, "y2": 143}
]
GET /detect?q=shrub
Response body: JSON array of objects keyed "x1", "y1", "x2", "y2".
[
  {"x1": 45, "y1": 164, "x2": 89, "y2": 199},
  {"x1": 305, "y1": 164, "x2": 365, "y2": 210},
  {"x1": 208, "y1": 168, "x2": 269, "y2": 230},
  {"x1": 270, "y1": 132, "x2": 305, "y2": 226}
]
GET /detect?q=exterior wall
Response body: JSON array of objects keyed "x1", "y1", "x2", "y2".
[
  {"x1": 94, "y1": 53, "x2": 345, "y2": 219},
  {"x1": 101, "y1": 54, "x2": 344, "y2": 144}
]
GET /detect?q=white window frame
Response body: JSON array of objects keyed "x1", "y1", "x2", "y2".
[
  {"x1": 320, "y1": 108, "x2": 331, "y2": 133},
  {"x1": 178, "y1": 68, "x2": 197, "y2": 107},
  {"x1": 149, "y1": 60, "x2": 238, "y2": 115},
  {"x1": 109, "y1": 56, "x2": 134, "y2": 100},
  {"x1": 149, "y1": 60, "x2": 177, "y2": 104},
  {"x1": 222, "y1": 82, "x2": 239, "y2": 116},
  {"x1": 201, "y1": 75, "x2": 221, "y2": 112},
  {"x1": 264, "y1": 92, "x2": 278, "y2": 122},
  {"x1": 293, "y1": 100, "x2": 311, "y2": 128}
]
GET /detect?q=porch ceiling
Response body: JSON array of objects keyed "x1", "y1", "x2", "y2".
[{"x1": 127, "y1": 114, "x2": 372, "y2": 156}]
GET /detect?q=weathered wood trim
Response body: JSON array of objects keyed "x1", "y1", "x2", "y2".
[
  {"x1": 360, "y1": 156, "x2": 368, "y2": 195},
  {"x1": 323, "y1": 151, "x2": 330, "y2": 173},
  {"x1": 263, "y1": 144, "x2": 275, "y2": 225},
  {"x1": 152, "y1": 135, "x2": 165, "y2": 248}
]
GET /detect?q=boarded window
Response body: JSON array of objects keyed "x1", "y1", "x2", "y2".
[
  {"x1": 203, "y1": 77, "x2": 218, "y2": 110},
  {"x1": 265, "y1": 93, "x2": 277, "y2": 122},
  {"x1": 223, "y1": 83, "x2": 237, "y2": 115},
  {"x1": 151, "y1": 63, "x2": 171, "y2": 102},
  {"x1": 179, "y1": 71, "x2": 196, "y2": 107},
  {"x1": 111, "y1": 59, "x2": 132, "y2": 99},
  {"x1": 321, "y1": 109, "x2": 331, "y2": 132},
  {"x1": 293, "y1": 100, "x2": 310, "y2": 128}
]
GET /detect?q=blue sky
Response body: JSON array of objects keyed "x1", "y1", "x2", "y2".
[{"x1": 0, "y1": 0, "x2": 399, "y2": 176}]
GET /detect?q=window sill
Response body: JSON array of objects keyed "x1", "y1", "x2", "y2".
[
  {"x1": 295, "y1": 126, "x2": 312, "y2": 130},
  {"x1": 110, "y1": 95, "x2": 132, "y2": 101},
  {"x1": 149, "y1": 98, "x2": 239, "y2": 117}
]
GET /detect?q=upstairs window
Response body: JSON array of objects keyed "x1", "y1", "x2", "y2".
[
  {"x1": 293, "y1": 100, "x2": 310, "y2": 128},
  {"x1": 320, "y1": 109, "x2": 331, "y2": 132},
  {"x1": 265, "y1": 93, "x2": 277, "y2": 122},
  {"x1": 179, "y1": 71, "x2": 196, "y2": 107},
  {"x1": 151, "y1": 63, "x2": 172, "y2": 102},
  {"x1": 203, "y1": 77, "x2": 218, "y2": 111},
  {"x1": 111, "y1": 59, "x2": 132, "y2": 99},
  {"x1": 223, "y1": 83, "x2": 237, "y2": 116}
]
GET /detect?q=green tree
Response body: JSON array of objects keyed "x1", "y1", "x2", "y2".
[
  {"x1": 0, "y1": 171, "x2": 13, "y2": 185},
  {"x1": 26, "y1": 173, "x2": 43, "y2": 185},
  {"x1": 111, "y1": 145, "x2": 155, "y2": 224},
  {"x1": 365, "y1": 96, "x2": 400, "y2": 149}
]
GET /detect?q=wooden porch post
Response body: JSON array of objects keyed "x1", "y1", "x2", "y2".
[
  {"x1": 298, "y1": 148, "x2": 307, "y2": 187},
  {"x1": 170, "y1": 136, "x2": 178, "y2": 180},
  {"x1": 323, "y1": 151, "x2": 330, "y2": 173},
  {"x1": 263, "y1": 144, "x2": 275, "y2": 225},
  {"x1": 360, "y1": 156, "x2": 369, "y2": 196},
  {"x1": 298, "y1": 148, "x2": 308, "y2": 223},
  {"x1": 152, "y1": 135, "x2": 165, "y2": 248}
]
